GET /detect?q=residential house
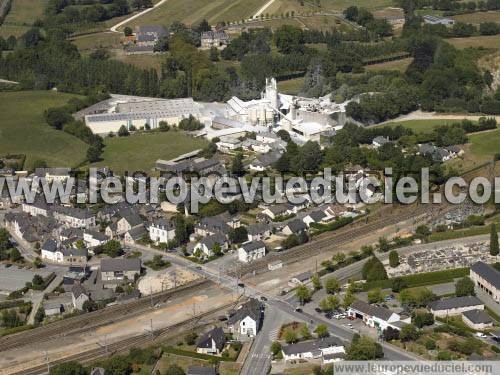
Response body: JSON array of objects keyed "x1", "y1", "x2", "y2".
[
  {"x1": 228, "y1": 299, "x2": 263, "y2": 337},
  {"x1": 52, "y1": 206, "x2": 96, "y2": 229},
  {"x1": 303, "y1": 210, "x2": 330, "y2": 227},
  {"x1": 256, "y1": 132, "x2": 280, "y2": 144},
  {"x1": 261, "y1": 203, "x2": 294, "y2": 220},
  {"x1": 248, "y1": 151, "x2": 282, "y2": 172},
  {"x1": 470, "y1": 261, "x2": 500, "y2": 303},
  {"x1": 22, "y1": 196, "x2": 50, "y2": 217},
  {"x1": 200, "y1": 30, "x2": 230, "y2": 48},
  {"x1": 83, "y1": 230, "x2": 109, "y2": 248},
  {"x1": 282, "y1": 219, "x2": 307, "y2": 236},
  {"x1": 59, "y1": 227, "x2": 84, "y2": 243},
  {"x1": 41, "y1": 239, "x2": 61, "y2": 262},
  {"x1": 347, "y1": 300, "x2": 407, "y2": 331},
  {"x1": 247, "y1": 222, "x2": 271, "y2": 241},
  {"x1": 238, "y1": 240, "x2": 266, "y2": 263},
  {"x1": 462, "y1": 309, "x2": 493, "y2": 330},
  {"x1": 124, "y1": 224, "x2": 148, "y2": 245},
  {"x1": 60, "y1": 248, "x2": 88, "y2": 264},
  {"x1": 423, "y1": 15, "x2": 454, "y2": 26},
  {"x1": 117, "y1": 211, "x2": 144, "y2": 235},
  {"x1": 216, "y1": 137, "x2": 242, "y2": 152},
  {"x1": 71, "y1": 284, "x2": 89, "y2": 310},
  {"x1": 196, "y1": 327, "x2": 226, "y2": 355},
  {"x1": 372, "y1": 136, "x2": 391, "y2": 148},
  {"x1": 43, "y1": 301, "x2": 64, "y2": 317},
  {"x1": 241, "y1": 139, "x2": 272, "y2": 154},
  {"x1": 428, "y1": 296, "x2": 484, "y2": 318},
  {"x1": 101, "y1": 258, "x2": 141, "y2": 284},
  {"x1": 149, "y1": 218, "x2": 176, "y2": 245},
  {"x1": 418, "y1": 143, "x2": 453, "y2": 162},
  {"x1": 34, "y1": 167, "x2": 71, "y2": 182},
  {"x1": 193, "y1": 232, "x2": 228, "y2": 258},
  {"x1": 193, "y1": 214, "x2": 235, "y2": 238},
  {"x1": 282, "y1": 337, "x2": 345, "y2": 363}
]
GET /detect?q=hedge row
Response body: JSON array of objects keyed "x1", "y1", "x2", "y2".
[{"x1": 362, "y1": 267, "x2": 469, "y2": 291}]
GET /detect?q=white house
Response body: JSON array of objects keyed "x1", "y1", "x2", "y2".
[
  {"x1": 282, "y1": 337, "x2": 345, "y2": 363},
  {"x1": 470, "y1": 261, "x2": 500, "y2": 303},
  {"x1": 41, "y1": 239, "x2": 62, "y2": 263},
  {"x1": 196, "y1": 327, "x2": 226, "y2": 356},
  {"x1": 193, "y1": 233, "x2": 228, "y2": 259},
  {"x1": 302, "y1": 210, "x2": 331, "y2": 227},
  {"x1": 83, "y1": 230, "x2": 109, "y2": 248},
  {"x1": 22, "y1": 197, "x2": 49, "y2": 217},
  {"x1": 228, "y1": 299, "x2": 263, "y2": 337},
  {"x1": 372, "y1": 136, "x2": 390, "y2": 148},
  {"x1": 256, "y1": 132, "x2": 280, "y2": 144},
  {"x1": 462, "y1": 309, "x2": 493, "y2": 330},
  {"x1": 216, "y1": 137, "x2": 242, "y2": 152},
  {"x1": 52, "y1": 206, "x2": 96, "y2": 229},
  {"x1": 261, "y1": 204, "x2": 294, "y2": 220},
  {"x1": 347, "y1": 300, "x2": 405, "y2": 331},
  {"x1": 428, "y1": 296, "x2": 484, "y2": 318},
  {"x1": 71, "y1": 284, "x2": 89, "y2": 310},
  {"x1": 282, "y1": 219, "x2": 307, "y2": 236},
  {"x1": 238, "y1": 241, "x2": 266, "y2": 263},
  {"x1": 149, "y1": 218, "x2": 175, "y2": 245}
]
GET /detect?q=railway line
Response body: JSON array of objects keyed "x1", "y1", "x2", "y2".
[
  {"x1": 233, "y1": 202, "x2": 451, "y2": 277},
  {"x1": 8, "y1": 301, "x2": 236, "y2": 375},
  {"x1": 0, "y1": 279, "x2": 211, "y2": 352}
]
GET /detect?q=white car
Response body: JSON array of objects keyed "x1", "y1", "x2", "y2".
[{"x1": 476, "y1": 332, "x2": 487, "y2": 338}]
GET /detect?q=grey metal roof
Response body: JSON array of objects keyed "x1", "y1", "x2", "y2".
[
  {"x1": 471, "y1": 261, "x2": 500, "y2": 290},
  {"x1": 285, "y1": 219, "x2": 307, "y2": 232},
  {"x1": 350, "y1": 300, "x2": 396, "y2": 321},
  {"x1": 101, "y1": 258, "x2": 141, "y2": 273},
  {"x1": 429, "y1": 296, "x2": 483, "y2": 311},
  {"x1": 282, "y1": 337, "x2": 343, "y2": 355},
  {"x1": 462, "y1": 309, "x2": 492, "y2": 324}
]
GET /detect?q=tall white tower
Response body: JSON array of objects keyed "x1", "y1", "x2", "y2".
[{"x1": 265, "y1": 77, "x2": 279, "y2": 111}]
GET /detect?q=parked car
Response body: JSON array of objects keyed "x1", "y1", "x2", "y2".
[
  {"x1": 295, "y1": 307, "x2": 303, "y2": 313},
  {"x1": 260, "y1": 296, "x2": 268, "y2": 302},
  {"x1": 314, "y1": 307, "x2": 322, "y2": 313},
  {"x1": 347, "y1": 315, "x2": 355, "y2": 320},
  {"x1": 325, "y1": 312, "x2": 333, "y2": 319}
]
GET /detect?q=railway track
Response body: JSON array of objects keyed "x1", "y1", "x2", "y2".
[
  {"x1": 9, "y1": 302, "x2": 235, "y2": 375},
  {"x1": 0, "y1": 279, "x2": 211, "y2": 352},
  {"x1": 233, "y1": 202, "x2": 451, "y2": 277}
]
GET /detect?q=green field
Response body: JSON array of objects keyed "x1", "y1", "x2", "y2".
[
  {"x1": 379, "y1": 119, "x2": 464, "y2": 134},
  {"x1": 365, "y1": 57, "x2": 413, "y2": 73},
  {"x1": 277, "y1": 77, "x2": 305, "y2": 95},
  {"x1": 0, "y1": 0, "x2": 48, "y2": 37},
  {"x1": 448, "y1": 34, "x2": 500, "y2": 50},
  {"x1": 267, "y1": 0, "x2": 393, "y2": 16},
  {"x1": 70, "y1": 32, "x2": 122, "y2": 54},
  {"x1": 452, "y1": 11, "x2": 500, "y2": 25},
  {"x1": 468, "y1": 128, "x2": 500, "y2": 161},
  {"x1": 0, "y1": 91, "x2": 88, "y2": 170},
  {"x1": 90, "y1": 131, "x2": 209, "y2": 173},
  {"x1": 123, "y1": 0, "x2": 266, "y2": 29}
]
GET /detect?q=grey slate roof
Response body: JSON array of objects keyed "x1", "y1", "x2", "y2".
[
  {"x1": 228, "y1": 298, "x2": 263, "y2": 325},
  {"x1": 84, "y1": 230, "x2": 108, "y2": 241},
  {"x1": 241, "y1": 240, "x2": 265, "y2": 253},
  {"x1": 61, "y1": 248, "x2": 88, "y2": 258},
  {"x1": 350, "y1": 300, "x2": 396, "y2": 321},
  {"x1": 429, "y1": 296, "x2": 483, "y2": 311},
  {"x1": 101, "y1": 258, "x2": 141, "y2": 273},
  {"x1": 201, "y1": 232, "x2": 227, "y2": 249},
  {"x1": 71, "y1": 284, "x2": 88, "y2": 299},
  {"x1": 282, "y1": 337, "x2": 344, "y2": 355},
  {"x1": 462, "y1": 309, "x2": 492, "y2": 324},
  {"x1": 285, "y1": 218, "x2": 307, "y2": 233},
  {"x1": 247, "y1": 222, "x2": 270, "y2": 236},
  {"x1": 307, "y1": 210, "x2": 327, "y2": 222},
  {"x1": 127, "y1": 225, "x2": 147, "y2": 240},
  {"x1": 196, "y1": 327, "x2": 226, "y2": 351},
  {"x1": 471, "y1": 261, "x2": 500, "y2": 290},
  {"x1": 42, "y1": 239, "x2": 58, "y2": 253}
]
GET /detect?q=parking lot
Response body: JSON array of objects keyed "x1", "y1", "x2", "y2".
[{"x1": 0, "y1": 264, "x2": 51, "y2": 293}]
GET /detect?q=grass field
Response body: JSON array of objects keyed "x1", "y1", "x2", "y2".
[
  {"x1": 0, "y1": 0, "x2": 48, "y2": 37},
  {"x1": 452, "y1": 11, "x2": 500, "y2": 25},
  {"x1": 448, "y1": 34, "x2": 500, "y2": 50},
  {"x1": 365, "y1": 57, "x2": 413, "y2": 73},
  {"x1": 0, "y1": 91, "x2": 88, "y2": 170},
  {"x1": 90, "y1": 131, "x2": 209, "y2": 173},
  {"x1": 277, "y1": 77, "x2": 304, "y2": 94},
  {"x1": 70, "y1": 32, "x2": 122, "y2": 54},
  {"x1": 123, "y1": 0, "x2": 266, "y2": 29},
  {"x1": 379, "y1": 119, "x2": 463, "y2": 134},
  {"x1": 267, "y1": 0, "x2": 393, "y2": 16}
]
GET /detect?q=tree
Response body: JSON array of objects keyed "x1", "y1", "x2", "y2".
[
  {"x1": 367, "y1": 288, "x2": 383, "y2": 304},
  {"x1": 100, "y1": 240, "x2": 123, "y2": 258},
  {"x1": 159, "y1": 121, "x2": 170, "y2": 131},
  {"x1": 49, "y1": 362, "x2": 87, "y2": 375},
  {"x1": 343, "y1": 292, "x2": 355, "y2": 309},
  {"x1": 9, "y1": 248, "x2": 22, "y2": 262},
  {"x1": 362, "y1": 256, "x2": 387, "y2": 281},
  {"x1": 270, "y1": 341, "x2": 282, "y2": 356},
  {"x1": 295, "y1": 284, "x2": 311, "y2": 305},
  {"x1": 274, "y1": 25, "x2": 304, "y2": 53},
  {"x1": 383, "y1": 326, "x2": 400, "y2": 341},
  {"x1": 346, "y1": 336, "x2": 384, "y2": 360},
  {"x1": 32, "y1": 274, "x2": 44, "y2": 287},
  {"x1": 389, "y1": 250, "x2": 399, "y2": 268},
  {"x1": 311, "y1": 274, "x2": 322, "y2": 290},
  {"x1": 231, "y1": 153, "x2": 245, "y2": 177},
  {"x1": 283, "y1": 328, "x2": 298, "y2": 343},
  {"x1": 455, "y1": 276, "x2": 475, "y2": 297},
  {"x1": 491, "y1": 224, "x2": 499, "y2": 256},
  {"x1": 277, "y1": 129, "x2": 291, "y2": 142},
  {"x1": 82, "y1": 300, "x2": 98, "y2": 313},
  {"x1": 319, "y1": 296, "x2": 339, "y2": 312},
  {"x1": 124, "y1": 26, "x2": 133, "y2": 36},
  {"x1": 314, "y1": 324, "x2": 329, "y2": 338},
  {"x1": 118, "y1": 125, "x2": 130, "y2": 137},
  {"x1": 391, "y1": 277, "x2": 408, "y2": 293},
  {"x1": 325, "y1": 277, "x2": 340, "y2": 294},
  {"x1": 415, "y1": 225, "x2": 431, "y2": 239},
  {"x1": 87, "y1": 144, "x2": 102, "y2": 162},
  {"x1": 209, "y1": 46, "x2": 219, "y2": 61},
  {"x1": 34, "y1": 306, "x2": 45, "y2": 325},
  {"x1": 400, "y1": 324, "x2": 419, "y2": 342},
  {"x1": 300, "y1": 324, "x2": 312, "y2": 339},
  {"x1": 412, "y1": 311, "x2": 434, "y2": 328},
  {"x1": 229, "y1": 226, "x2": 248, "y2": 244}
]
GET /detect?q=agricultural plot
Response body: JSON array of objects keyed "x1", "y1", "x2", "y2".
[
  {"x1": 452, "y1": 10, "x2": 500, "y2": 25},
  {"x1": 0, "y1": 0, "x2": 48, "y2": 37}
]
